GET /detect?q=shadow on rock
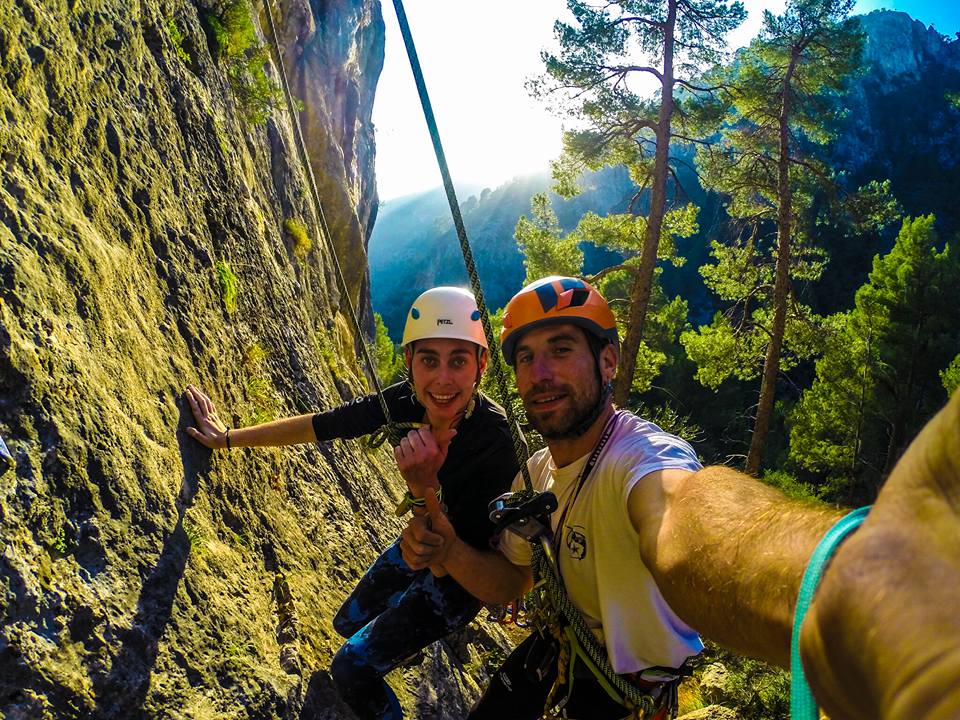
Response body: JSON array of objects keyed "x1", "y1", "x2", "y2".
[
  {"x1": 299, "y1": 669, "x2": 357, "y2": 720},
  {"x1": 91, "y1": 395, "x2": 211, "y2": 718}
]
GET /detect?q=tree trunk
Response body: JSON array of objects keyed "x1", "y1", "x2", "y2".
[
  {"x1": 745, "y1": 53, "x2": 798, "y2": 476},
  {"x1": 613, "y1": 0, "x2": 676, "y2": 407}
]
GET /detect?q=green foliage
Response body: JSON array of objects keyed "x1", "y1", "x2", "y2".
[
  {"x1": 761, "y1": 469, "x2": 821, "y2": 503},
  {"x1": 242, "y1": 342, "x2": 267, "y2": 371},
  {"x1": 183, "y1": 515, "x2": 206, "y2": 558},
  {"x1": 590, "y1": 267, "x2": 690, "y2": 394},
  {"x1": 631, "y1": 402, "x2": 702, "y2": 446},
  {"x1": 215, "y1": 260, "x2": 238, "y2": 314},
  {"x1": 710, "y1": 647, "x2": 791, "y2": 719},
  {"x1": 942, "y1": 354, "x2": 960, "y2": 396},
  {"x1": 682, "y1": 236, "x2": 824, "y2": 389},
  {"x1": 165, "y1": 17, "x2": 192, "y2": 65},
  {"x1": 204, "y1": 0, "x2": 283, "y2": 124},
  {"x1": 239, "y1": 341, "x2": 282, "y2": 425},
  {"x1": 373, "y1": 313, "x2": 404, "y2": 386},
  {"x1": 514, "y1": 193, "x2": 583, "y2": 283},
  {"x1": 283, "y1": 217, "x2": 312, "y2": 259},
  {"x1": 52, "y1": 525, "x2": 68, "y2": 554},
  {"x1": 789, "y1": 216, "x2": 960, "y2": 501}
]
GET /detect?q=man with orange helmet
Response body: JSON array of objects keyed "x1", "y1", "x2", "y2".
[{"x1": 400, "y1": 276, "x2": 960, "y2": 720}]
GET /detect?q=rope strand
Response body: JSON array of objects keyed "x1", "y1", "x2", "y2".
[
  {"x1": 390, "y1": 0, "x2": 533, "y2": 490},
  {"x1": 262, "y1": 0, "x2": 396, "y2": 434}
]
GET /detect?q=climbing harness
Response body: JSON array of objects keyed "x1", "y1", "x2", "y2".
[
  {"x1": 790, "y1": 505, "x2": 871, "y2": 720},
  {"x1": 490, "y1": 413, "x2": 681, "y2": 717}
]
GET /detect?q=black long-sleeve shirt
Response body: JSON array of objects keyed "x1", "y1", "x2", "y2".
[{"x1": 312, "y1": 383, "x2": 521, "y2": 550}]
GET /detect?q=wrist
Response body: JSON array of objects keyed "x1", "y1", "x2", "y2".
[{"x1": 224, "y1": 428, "x2": 233, "y2": 450}]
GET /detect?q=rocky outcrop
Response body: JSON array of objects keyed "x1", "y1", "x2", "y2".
[
  {"x1": 857, "y1": 10, "x2": 958, "y2": 80},
  {"x1": 0, "y1": 0, "x2": 503, "y2": 718}
]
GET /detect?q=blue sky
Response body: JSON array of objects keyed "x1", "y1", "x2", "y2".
[
  {"x1": 856, "y1": 0, "x2": 959, "y2": 35},
  {"x1": 372, "y1": 1, "x2": 959, "y2": 201}
]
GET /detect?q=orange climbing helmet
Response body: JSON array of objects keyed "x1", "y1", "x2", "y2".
[{"x1": 500, "y1": 276, "x2": 618, "y2": 366}]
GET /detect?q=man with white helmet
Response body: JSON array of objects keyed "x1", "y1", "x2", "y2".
[{"x1": 185, "y1": 287, "x2": 519, "y2": 720}]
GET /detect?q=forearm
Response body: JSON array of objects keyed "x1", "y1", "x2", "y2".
[
  {"x1": 640, "y1": 465, "x2": 841, "y2": 667},
  {"x1": 441, "y1": 538, "x2": 533, "y2": 605},
  {"x1": 229, "y1": 413, "x2": 318, "y2": 448}
]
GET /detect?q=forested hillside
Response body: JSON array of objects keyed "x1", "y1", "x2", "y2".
[{"x1": 370, "y1": 8, "x2": 960, "y2": 502}]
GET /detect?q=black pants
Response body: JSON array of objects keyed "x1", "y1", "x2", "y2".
[
  {"x1": 329, "y1": 539, "x2": 482, "y2": 720},
  {"x1": 468, "y1": 632, "x2": 632, "y2": 720}
]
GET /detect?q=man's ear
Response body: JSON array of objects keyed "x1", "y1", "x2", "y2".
[
  {"x1": 477, "y1": 348, "x2": 488, "y2": 377},
  {"x1": 600, "y1": 343, "x2": 618, "y2": 384}
]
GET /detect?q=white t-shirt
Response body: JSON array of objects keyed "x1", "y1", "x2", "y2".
[{"x1": 500, "y1": 411, "x2": 704, "y2": 674}]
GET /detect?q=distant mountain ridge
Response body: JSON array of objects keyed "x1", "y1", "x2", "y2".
[
  {"x1": 370, "y1": 168, "x2": 636, "y2": 339},
  {"x1": 369, "y1": 9, "x2": 960, "y2": 339}
]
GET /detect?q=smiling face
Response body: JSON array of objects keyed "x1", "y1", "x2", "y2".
[
  {"x1": 406, "y1": 338, "x2": 487, "y2": 430},
  {"x1": 514, "y1": 323, "x2": 617, "y2": 441}
]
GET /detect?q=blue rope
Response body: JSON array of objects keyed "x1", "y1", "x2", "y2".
[{"x1": 790, "y1": 505, "x2": 871, "y2": 719}]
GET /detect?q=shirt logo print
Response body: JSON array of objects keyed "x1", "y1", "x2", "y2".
[{"x1": 565, "y1": 525, "x2": 587, "y2": 560}]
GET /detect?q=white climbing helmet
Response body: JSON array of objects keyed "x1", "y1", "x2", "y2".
[{"x1": 401, "y1": 287, "x2": 488, "y2": 349}]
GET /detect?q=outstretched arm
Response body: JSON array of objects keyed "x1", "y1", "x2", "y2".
[
  {"x1": 184, "y1": 385, "x2": 316, "y2": 449},
  {"x1": 630, "y1": 389, "x2": 960, "y2": 720},
  {"x1": 629, "y1": 466, "x2": 840, "y2": 668}
]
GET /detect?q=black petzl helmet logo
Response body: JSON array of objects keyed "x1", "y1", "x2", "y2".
[{"x1": 436, "y1": 318, "x2": 453, "y2": 325}]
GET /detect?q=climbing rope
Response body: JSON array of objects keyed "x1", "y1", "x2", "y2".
[
  {"x1": 261, "y1": 0, "x2": 403, "y2": 446},
  {"x1": 390, "y1": 0, "x2": 533, "y2": 491}
]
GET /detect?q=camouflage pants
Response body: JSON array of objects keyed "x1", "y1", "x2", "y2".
[{"x1": 331, "y1": 539, "x2": 482, "y2": 720}]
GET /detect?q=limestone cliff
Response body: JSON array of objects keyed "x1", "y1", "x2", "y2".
[{"x1": 0, "y1": 0, "x2": 504, "y2": 718}]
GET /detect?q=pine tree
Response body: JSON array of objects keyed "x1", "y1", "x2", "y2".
[
  {"x1": 789, "y1": 216, "x2": 960, "y2": 501},
  {"x1": 530, "y1": 0, "x2": 746, "y2": 406},
  {"x1": 684, "y1": 0, "x2": 864, "y2": 474},
  {"x1": 514, "y1": 193, "x2": 583, "y2": 283}
]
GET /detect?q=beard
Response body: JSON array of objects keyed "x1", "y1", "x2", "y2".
[{"x1": 522, "y1": 376, "x2": 602, "y2": 440}]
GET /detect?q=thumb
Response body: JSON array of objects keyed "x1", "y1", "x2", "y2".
[
  {"x1": 436, "y1": 428, "x2": 457, "y2": 455},
  {"x1": 424, "y1": 490, "x2": 451, "y2": 534}
]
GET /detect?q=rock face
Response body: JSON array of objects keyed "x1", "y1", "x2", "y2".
[{"x1": 0, "y1": 0, "x2": 503, "y2": 718}]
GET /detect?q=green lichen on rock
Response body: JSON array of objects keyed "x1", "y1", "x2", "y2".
[
  {"x1": 215, "y1": 260, "x2": 238, "y2": 314},
  {"x1": 0, "y1": 0, "x2": 504, "y2": 717},
  {"x1": 283, "y1": 217, "x2": 312, "y2": 259}
]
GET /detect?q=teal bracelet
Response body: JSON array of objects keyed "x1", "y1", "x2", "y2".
[{"x1": 790, "y1": 505, "x2": 871, "y2": 720}]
